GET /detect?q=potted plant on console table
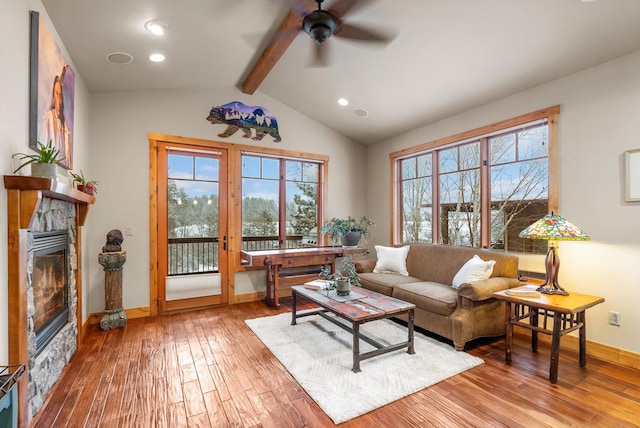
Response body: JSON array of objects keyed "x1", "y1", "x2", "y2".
[{"x1": 321, "y1": 216, "x2": 374, "y2": 248}]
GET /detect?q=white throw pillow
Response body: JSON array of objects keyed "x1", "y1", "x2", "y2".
[
  {"x1": 373, "y1": 245, "x2": 410, "y2": 276},
  {"x1": 452, "y1": 255, "x2": 496, "y2": 289}
]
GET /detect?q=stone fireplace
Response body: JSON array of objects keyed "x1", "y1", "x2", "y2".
[
  {"x1": 4, "y1": 176, "x2": 94, "y2": 426},
  {"x1": 26, "y1": 202, "x2": 78, "y2": 418}
]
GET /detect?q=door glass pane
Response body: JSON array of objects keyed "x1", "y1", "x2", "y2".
[{"x1": 167, "y1": 153, "x2": 219, "y2": 275}]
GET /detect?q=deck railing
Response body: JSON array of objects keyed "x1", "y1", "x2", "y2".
[{"x1": 168, "y1": 235, "x2": 305, "y2": 276}]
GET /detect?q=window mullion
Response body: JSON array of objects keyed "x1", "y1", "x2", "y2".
[
  {"x1": 480, "y1": 138, "x2": 491, "y2": 248},
  {"x1": 278, "y1": 159, "x2": 287, "y2": 248},
  {"x1": 432, "y1": 151, "x2": 440, "y2": 244}
]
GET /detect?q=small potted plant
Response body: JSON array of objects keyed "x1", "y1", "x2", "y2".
[
  {"x1": 12, "y1": 139, "x2": 65, "y2": 179},
  {"x1": 69, "y1": 170, "x2": 98, "y2": 195},
  {"x1": 321, "y1": 216, "x2": 375, "y2": 247}
]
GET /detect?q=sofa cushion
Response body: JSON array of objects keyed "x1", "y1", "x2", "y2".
[
  {"x1": 357, "y1": 272, "x2": 422, "y2": 296},
  {"x1": 392, "y1": 282, "x2": 458, "y2": 317},
  {"x1": 452, "y1": 255, "x2": 496, "y2": 289},
  {"x1": 373, "y1": 245, "x2": 410, "y2": 275}
]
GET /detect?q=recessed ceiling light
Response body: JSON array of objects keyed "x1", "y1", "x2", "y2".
[
  {"x1": 354, "y1": 108, "x2": 369, "y2": 117},
  {"x1": 145, "y1": 20, "x2": 168, "y2": 36},
  {"x1": 338, "y1": 98, "x2": 349, "y2": 106},
  {"x1": 149, "y1": 53, "x2": 165, "y2": 62},
  {"x1": 106, "y1": 52, "x2": 133, "y2": 64}
]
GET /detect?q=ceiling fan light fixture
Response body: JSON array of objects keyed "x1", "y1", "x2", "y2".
[
  {"x1": 302, "y1": 10, "x2": 337, "y2": 44},
  {"x1": 144, "y1": 20, "x2": 168, "y2": 36}
]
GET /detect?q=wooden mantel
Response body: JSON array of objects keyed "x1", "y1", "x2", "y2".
[
  {"x1": 4, "y1": 175, "x2": 95, "y2": 426},
  {"x1": 4, "y1": 175, "x2": 95, "y2": 228}
]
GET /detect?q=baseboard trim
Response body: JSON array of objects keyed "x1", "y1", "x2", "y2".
[{"x1": 85, "y1": 306, "x2": 151, "y2": 326}]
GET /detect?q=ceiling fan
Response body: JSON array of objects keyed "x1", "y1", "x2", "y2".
[{"x1": 242, "y1": 0, "x2": 394, "y2": 94}]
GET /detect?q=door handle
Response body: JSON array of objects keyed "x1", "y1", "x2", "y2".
[{"x1": 223, "y1": 235, "x2": 227, "y2": 251}]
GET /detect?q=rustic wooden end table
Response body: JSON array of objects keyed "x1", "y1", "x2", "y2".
[
  {"x1": 493, "y1": 286, "x2": 604, "y2": 383},
  {"x1": 291, "y1": 285, "x2": 416, "y2": 373}
]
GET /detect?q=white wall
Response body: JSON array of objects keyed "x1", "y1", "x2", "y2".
[
  {"x1": 0, "y1": 0, "x2": 92, "y2": 363},
  {"x1": 366, "y1": 50, "x2": 640, "y2": 353},
  {"x1": 87, "y1": 89, "x2": 366, "y2": 313}
]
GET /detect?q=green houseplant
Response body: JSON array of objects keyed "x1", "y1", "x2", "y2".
[
  {"x1": 69, "y1": 170, "x2": 99, "y2": 195},
  {"x1": 321, "y1": 216, "x2": 374, "y2": 247},
  {"x1": 12, "y1": 139, "x2": 65, "y2": 179},
  {"x1": 317, "y1": 257, "x2": 360, "y2": 296}
]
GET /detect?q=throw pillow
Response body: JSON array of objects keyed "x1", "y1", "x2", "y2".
[
  {"x1": 373, "y1": 245, "x2": 410, "y2": 276},
  {"x1": 452, "y1": 254, "x2": 496, "y2": 289}
]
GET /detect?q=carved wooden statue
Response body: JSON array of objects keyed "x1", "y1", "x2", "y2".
[{"x1": 98, "y1": 229, "x2": 127, "y2": 330}]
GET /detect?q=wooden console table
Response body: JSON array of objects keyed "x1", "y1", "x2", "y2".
[
  {"x1": 241, "y1": 246, "x2": 367, "y2": 308},
  {"x1": 493, "y1": 286, "x2": 604, "y2": 383}
]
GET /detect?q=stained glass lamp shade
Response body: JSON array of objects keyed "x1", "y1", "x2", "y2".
[{"x1": 519, "y1": 213, "x2": 590, "y2": 295}]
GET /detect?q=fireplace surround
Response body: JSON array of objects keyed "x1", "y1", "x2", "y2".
[{"x1": 4, "y1": 176, "x2": 94, "y2": 426}]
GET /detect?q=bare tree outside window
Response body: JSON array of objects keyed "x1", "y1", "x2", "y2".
[{"x1": 398, "y1": 121, "x2": 549, "y2": 253}]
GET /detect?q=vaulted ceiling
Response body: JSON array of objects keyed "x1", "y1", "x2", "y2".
[{"x1": 42, "y1": 0, "x2": 640, "y2": 145}]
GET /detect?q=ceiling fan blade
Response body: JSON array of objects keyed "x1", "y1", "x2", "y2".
[
  {"x1": 241, "y1": 0, "x2": 316, "y2": 94},
  {"x1": 334, "y1": 22, "x2": 396, "y2": 44},
  {"x1": 309, "y1": 41, "x2": 330, "y2": 68},
  {"x1": 327, "y1": 0, "x2": 376, "y2": 19}
]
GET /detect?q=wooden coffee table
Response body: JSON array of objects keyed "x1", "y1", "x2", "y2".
[{"x1": 291, "y1": 285, "x2": 416, "y2": 372}]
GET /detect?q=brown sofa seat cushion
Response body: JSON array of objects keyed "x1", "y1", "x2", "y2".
[
  {"x1": 357, "y1": 272, "x2": 423, "y2": 296},
  {"x1": 392, "y1": 282, "x2": 458, "y2": 317}
]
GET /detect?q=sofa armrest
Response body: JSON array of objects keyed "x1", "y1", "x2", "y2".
[
  {"x1": 457, "y1": 277, "x2": 521, "y2": 301},
  {"x1": 355, "y1": 259, "x2": 377, "y2": 273}
]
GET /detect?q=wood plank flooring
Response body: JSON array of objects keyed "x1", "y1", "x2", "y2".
[{"x1": 33, "y1": 299, "x2": 640, "y2": 427}]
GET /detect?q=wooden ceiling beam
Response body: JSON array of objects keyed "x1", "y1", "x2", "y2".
[{"x1": 242, "y1": 0, "x2": 316, "y2": 94}]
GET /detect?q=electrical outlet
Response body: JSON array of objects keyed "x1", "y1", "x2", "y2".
[
  {"x1": 609, "y1": 311, "x2": 621, "y2": 326},
  {"x1": 125, "y1": 226, "x2": 133, "y2": 236}
]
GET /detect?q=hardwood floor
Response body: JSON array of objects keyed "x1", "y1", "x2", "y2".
[{"x1": 34, "y1": 299, "x2": 640, "y2": 427}]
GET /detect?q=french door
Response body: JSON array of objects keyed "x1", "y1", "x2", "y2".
[{"x1": 156, "y1": 142, "x2": 228, "y2": 312}]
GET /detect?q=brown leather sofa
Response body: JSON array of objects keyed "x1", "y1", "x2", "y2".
[{"x1": 355, "y1": 243, "x2": 520, "y2": 351}]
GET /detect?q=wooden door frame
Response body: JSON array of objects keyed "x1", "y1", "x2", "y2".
[
  {"x1": 149, "y1": 134, "x2": 232, "y2": 314},
  {"x1": 148, "y1": 133, "x2": 329, "y2": 314}
]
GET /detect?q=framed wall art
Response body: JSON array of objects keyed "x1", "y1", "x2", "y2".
[
  {"x1": 625, "y1": 149, "x2": 640, "y2": 202},
  {"x1": 29, "y1": 10, "x2": 75, "y2": 169}
]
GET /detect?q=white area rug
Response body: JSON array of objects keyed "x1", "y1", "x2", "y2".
[{"x1": 245, "y1": 312, "x2": 483, "y2": 424}]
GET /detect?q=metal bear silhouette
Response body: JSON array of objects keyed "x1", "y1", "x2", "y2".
[{"x1": 206, "y1": 101, "x2": 281, "y2": 142}]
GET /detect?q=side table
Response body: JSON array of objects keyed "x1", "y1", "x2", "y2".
[{"x1": 493, "y1": 286, "x2": 604, "y2": 383}]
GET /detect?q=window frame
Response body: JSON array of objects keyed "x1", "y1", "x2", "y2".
[
  {"x1": 240, "y1": 152, "x2": 325, "y2": 249},
  {"x1": 390, "y1": 105, "x2": 559, "y2": 248}
]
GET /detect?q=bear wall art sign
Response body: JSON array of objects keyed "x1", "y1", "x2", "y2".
[{"x1": 206, "y1": 101, "x2": 281, "y2": 143}]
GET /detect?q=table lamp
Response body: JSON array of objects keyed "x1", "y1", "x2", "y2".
[{"x1": 518, "y1": 212, "x2": 589, "y2": 296}]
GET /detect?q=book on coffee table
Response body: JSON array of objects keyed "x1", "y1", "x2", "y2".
[{"x1": 303, "y1": 280, "x2": 332, "y2": 290}]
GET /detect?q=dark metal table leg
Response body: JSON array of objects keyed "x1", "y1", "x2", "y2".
[
  {"x1": 352, "y1": 321, "x2": 361, "y2": 373},
  {"x1": 407, "y1": 309, "x2": 415, "y2": 354},
  {"x1": 291, "y1": 291, "x2": 297, "y2": 325}
]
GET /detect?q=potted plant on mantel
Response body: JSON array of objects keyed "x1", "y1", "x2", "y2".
[
  {"x1": 69, "y1": 170, "x2": 99, "y2": 195},
  {"x1": 12, "y1": 139, "x2": 65, "y2": 179},
  {"x1": 321, "y1": 216, "x2": 375, "y2": 248}
]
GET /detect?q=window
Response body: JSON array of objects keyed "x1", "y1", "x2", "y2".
[
  {"x1": 393, "y1": 106, "x2": 558, "y2": 254},
  {"x1": 242, "y1": 154, "x2": 322, "y2": 250}
]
